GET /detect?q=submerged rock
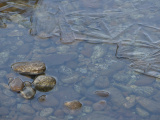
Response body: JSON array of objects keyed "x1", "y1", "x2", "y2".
[
  {"x1": 20, "y1": 86, "x2": 36, "y2": 99},
  {"x1": 33, "y1": 75, "x2": 56, "y2": 92},
  {"x1": 136, "y1": 96, "x2": 160, "y2": 113},
  {"x1": 64, "y1": 100, "x2": 82, "y2": 110},
  {"x1": 11, "y1": 61, "x2": 46, "y2": 75},
  {"x1": 92, "y1": 100, "x2": 107, "y2": 111},
  {"x1": 94, "y1": 90, "x2": 109, "y2": 97},
  {"x1": 9, "y1": 77, "x2": 24, "y2": 92}
]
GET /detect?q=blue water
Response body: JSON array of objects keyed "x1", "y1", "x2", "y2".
[{"x1": 0, "y1": 0, "x2": 160, "y2": 119}]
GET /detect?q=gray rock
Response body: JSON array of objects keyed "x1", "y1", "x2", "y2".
[
  {"x1": 136, "y1": 107, "x2": 149, "y2": 117},
  {"x1": 17, "y1": 104, "x2": 35, "y2": 114},
  {"x1": 20, "y1": 86, "x2": 36, "y2": 99},
  {"x1": 79, "y1": 112, "x2": 115, "y2": 120},
  {"x1": 40, "y1": 108, "x2": 54, "y2": 117},
  {"x1": 136, "y1": 96, "x2": 160, "y2": 113},
  {"x1": 61, "y1": 74, "x2": 79, "y2": 84},
  {"x1": 108, "y1": 87, "x2": 126, "y2": 107}
]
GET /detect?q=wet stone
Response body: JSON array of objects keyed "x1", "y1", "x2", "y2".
[
  {"x1": 92, "y1": 100, "x2": 106, "y2": 111},
  {"x1": 61, "y1": 74, "x2": 79, "y2": 84},
  {"x1": 17, "y1": 104, "x2": 35, "y2": 114},
  {"x1": 134, "y1": 75, "x2": 155, "y2": 86},
  {"x1": 136, "y1": 107, "x2": 149, "y2": 118},
  {"x1": 20, "y1": 86, "x2": 36, "y2": 99},
  {"x1": 94, "y1": 76, "x2": 110, "y2": 88},
  {"x1": 94, "y1": 90, "x2": 109, "y2": 97},
  {"x1": 124, "y1": 95, "x2": 136, "y2": 109},
  {"x1": 136, "y1": 96, "x2": 160, "y2": 113},
  {"x1": 64, "y1": 100, "x2": 82, "y2": 110},
  {"x1": 0, "y1": 92, "x2": 16, "y2": 106},
  {"x1": 54, "y1": 109, "x2": 65, "y2": 118},
  {"x1": 11, "y1": 61, "x2": 46, "y2": 75},
  {"x1": 108, "y1": 87, "x2": 127, "y2": 107},
  {"x1": 33, "y1": 75, "x2": 56, "y2": 92},
  {"x1": 40, "y1": 108, "x2": 54, "y2": 117},
  {"x1": 9, "y1": 77, "x2": 24, "y2": 92},
  {"x1": 0, "y1": 107, "x2": 9, "y2": 115},
  {"x1": 38, "y1": 95, "x2": 46, "y2": 102},
  {"x1": 40, "y1": 95, "x2": 59, "y2": 107}
]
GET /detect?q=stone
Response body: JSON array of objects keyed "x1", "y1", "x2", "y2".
[
  {"x1": 33, "y1": 116, "x2": 47, "y2": 120},
  {"x1": 33, "y1": 75, "x2": 56, "y2": 92},
  {"x1": 20, "y1": 86, "x2": 36, "y2": 99},
  {"x1": 124, "y1": 95, "x2": 136, "y2": 109},
  {"x1": 0, "y1": 92, "x2": 16, "y2": 106},
  {"x1": 9, "y1": 77, "x2": 24, "y2": 92},
  {"x1": 108, "y1": 87, "x2": 127, "y2": 107},
  {"x1": 40, "y1": 95, "x2": 59, "y2": 107},
  {"x1": 64, "y1": 100, "x2": 82, "y2": 110},
  {"x1": 54, "y1": 109, "x2": 65, "y2": 118},
  {"x1": 0, "y1": 107, "x2": 9, "y2": 115},
  {"x1": 17, "y1": 104, "x2": 35, "y2": 114},
  {"x1": 136, "y1": 96, "x2": 160, "y2": 113},
  {"x1": 38, "y1": 95, "x2": 46, "y2": 102},
  {"x1": 61, "y1": 74, "x2": 79, "y2": 84},
  {"x1": 92, "y1": 100, "x2": 106, "y2": 111},
  {"x1": 11, "y1": 61, "x2": 46, "y2": 75},
  {"x1": 43, "y1": 53, "x2": 77, "y2": 65},
  {"x1": 136, "y1": 107, "x2": 149, "y2": 117},
  {"x1": 40, "y1": 108, "x2": 54, "y2": 117},
  {"x1": 94, "y1": 76, "x2": 110, "y2": 88},
  {"x1": 94, "y1": 90, "x2": 109, "y2": 97},
  {"x1": 134, "y1": 75, "x2": 155, "y2": 86},
  {"x1": 79, "y1": 112, "x2": 116, "y2": 120}
]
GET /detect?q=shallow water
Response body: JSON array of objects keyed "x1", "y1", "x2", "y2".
[{"x1": 0, "y1": 0, "x2": 160, "y2": 120}]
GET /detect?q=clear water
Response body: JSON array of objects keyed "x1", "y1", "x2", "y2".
[{"x1": 0, "y1": 0, "x2": 160, "y2": 120}]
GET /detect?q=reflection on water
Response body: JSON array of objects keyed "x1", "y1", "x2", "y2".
[{"x1": 0, "y1": 0, "x2": 160, "y2": 120}]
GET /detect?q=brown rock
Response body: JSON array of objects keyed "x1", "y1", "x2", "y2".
[
  {"x1": 92, "y1": 100, "x2": 106, "y2": 111},
  {"x1": 9, "y1": 77, "x2": 24, "y2": 92},
  {"x1": 64, "y1": 100, "x2": 82, "y2": 110},
  {"x1": 94, "y1": 90, "x2": 109, "y2": 97},
  {"x1": 11, "y1": 61, "x2": 46, "y2": 75}
]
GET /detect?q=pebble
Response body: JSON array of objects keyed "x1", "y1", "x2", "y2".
[
  {"x1": 43, "y1": 53, "x2": 77, "y2": 65},
  {"x1": 108, "y1": 87, "x2": 126, "y2": 107},
  {"x1": 124, "y1": 95, "x2": 136, "y2": 109},
  {"x1": 40, "y1": 95, "x2": 59, "y2": 107},
  {"x1": 64, "y1": 100, "x2": 82, "y2": 110},
  {"x1": 134, "y1": 75, "x2": 155, "y2": 86},
  {"x1": 0, "y1": 107, "x2": 9, "y2": 115},
  {"x1": 33, "y1": 75, "x2": 56, "y2": 92},
  {"x1": 17, "y1": 104, "x2": 35, "y2": 114},
  {"x1": 9, "y1": 77, "x2": 24, "y2": 92},
  {"x1": 136, "y1": 107, "x2": 149, "y2": 117},
  {"x1": 61, "y1": 74, "x2": 79, "y2": 84},
  {"x1": 11, "y1": 61, "x2": 46, "y2": 75},
  {"x1": 40, "y1": 108, "x2": 54, "y2": 117},
  {"x1": 83, "y1": 106, "x2": 93, "y2": 113},
  {"x1": 20, "y1": 86, "x2": 36, "y2": 99},
  {"x1": 136, "y1": 96, "x2": 160, "y2": 113},
  {"x1": 33, "y1": 116, "x2": 47, "y2": 120},
  {"x1": 92, "y1": 100, "x2": 106, "y2": 111},
  {"x1": 38, "y1": 95, "x2": 46, "y2": 102},
  {"x1": 94, "y1": 76, "x2": 110, "y2": 88},
  {"x1": 94, "y1": 90, "x2": 109, "y2": 97},
  {"x1": 54, "y1": 109, "x2": 65, "y2": 118},
  {"x1": 0, "y1": 92, "x2": 16, "y2": 106}
]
